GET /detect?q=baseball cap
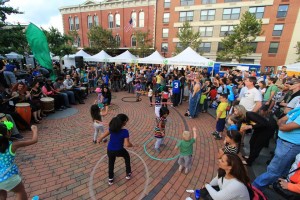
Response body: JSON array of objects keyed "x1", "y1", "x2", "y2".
[{"x1": 286, "y1": 78, "x2": 300, "y2": 85}]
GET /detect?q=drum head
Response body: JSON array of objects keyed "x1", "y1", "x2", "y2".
[
  {"x1": 41, "y1": 97, "x2": 54, "y2": 101},
  {"x1": 15, "y1": 103, "x2": 30, "y2": 107}
]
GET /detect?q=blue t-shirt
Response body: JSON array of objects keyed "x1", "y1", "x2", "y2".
[
  {"x1": 108, "y1": 129, "x2": 129, "y2": 151},
  {"x1": 278, "y1": 111, "x2": 300, "y2": 145},
  {"x1": 228, "y1": 124, "x2": 238, "y2": 131},
  {"x1": 172, "y1": 80, "x2": 181, "y2": 94},
  {"x1": 0, "y1": 142, "x2": 19, "y2": 182}
]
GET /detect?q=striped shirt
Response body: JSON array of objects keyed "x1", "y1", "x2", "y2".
[{"x1": 224, "y1": 144, "x2": 238, "y2": 154}]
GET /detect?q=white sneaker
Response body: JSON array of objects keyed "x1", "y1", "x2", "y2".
[
  {"x1": 179, "y1": 165, "x2": 183, "y2": 172},
  {"x1": 185, "y1": 168, "x2": 189, "y2": 174}
]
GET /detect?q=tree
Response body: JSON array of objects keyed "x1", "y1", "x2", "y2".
[
  {"x1": 176, "y1": 21, "x2": 202, "y2": 54},
  {"x1": 129, "y1": 30, "x2": 154, "y2": 57},
  {"x1": 0, "y1": 0, "x2": 22, "y2": 28},
  {"x1": 217, "y1": 11, "x2": 262, "y2": 63},
  {"x1": 43, "y1": 27, "x2": 75, "y2": 57},
  {"x1": 87, "y1": 25, "x2": 117, "y2": 53},
  {"x1": 296, "y1": 41, "x2": 300, "y2": 62}
]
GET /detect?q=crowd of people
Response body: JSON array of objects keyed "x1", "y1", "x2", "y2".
[{"x1": 1, "y1": 58, "x2": 300, "y2": 200}]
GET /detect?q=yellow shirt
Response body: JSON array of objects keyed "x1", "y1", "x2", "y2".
[
  {"x1": 156, "y1": 75, "x2": 161, "y2": 84},
  {"x1": 216, "y1": 102, "x2": 228, "y2": 119}
]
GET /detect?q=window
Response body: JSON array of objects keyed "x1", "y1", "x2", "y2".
[
  {"x1": 131, "y1": 35, "x2": 137, "y2": 47},
  {"x1": 180, "y1": 0, "x2": 194, "y2": 6},
  {"x1": 217, "y1": 42, "x2": 225, "y2": 52},
  {"x1": 75, "y1": 17, "x2": 79, "y2": 30},
  {"x1": 115, "y1": 14, "x2": 120, "y2": 28},
  {"x1": 164, "y1": 0, "x2": 170, "y2": 8},
  {"x1": 115, "y1": 35, "x2": 121, "y2": 47},
  {"x1": 131, "y1": 12, "x2": 137, "y2": 28},
  {"x1": 108, "y1": 14, "x2": 114, "y2": 28},
  {"x1": 163, "y1": 13, "x2": 170, "y2": 23},
  {"x1": 277, "y1": 5, "x2": 289, "y2": 18},
  {"x1": 94, "y1": 15, "x2": 99, "y2": 26},
  {"x1": 200, "y1": 9, "x2": 215, "y2": 21},
  {"x1": 224, "y1": 0, "x2": 241, "y2": 2},
  {"x1": 199, "y1": 42, "x2": 211, "y2": 53},
  {"x1": 139, "y1": 11, "x2": 144, "y2": 27},
  {"x1": 249, "y1": 7, "x2": 265, "y2": 19},
  {"x1": 249, "y1": 42, "x2": 257, "y2": 53},
  {"x1": 220, "y1": 25, "x2": 235, "y2": 36},
  {"x1": 199, "y1": 26, "x2": 213, "y2": 37},
  {"x1": 162, "y1": 28, "x2": 169, "y2": 38},
  {"x1": 179, "y1": 11, "x2": 194, "y2": 22},
  {"x1": 223, "y1": 8, "x2": 240, "y2": 20},
  {"x1": 268, "y1": 42, "x2": 279, "y2": 53},
  {"x1": 69, "y1": 17, "x2": 74, "y2": 30},
  {"x1": 202, "y1": 0, "x2": 216, "y2": 4},
  {"x1": 87, "y1": 16, "x2": 93, "y2": 29},
  {"x1": 77, "y1": 37, "x2": 81, "y2": 47},
  {"x1": 89, "y1": 39, "x2": 93, "y2": 47},
  {"x1": 161, "y1": 43, "x2": 168, "y2": 52},
  {"x1": 272, "y1": 24, "x2": 284, "y2": 36}
]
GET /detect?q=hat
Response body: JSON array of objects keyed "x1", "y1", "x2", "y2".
[
  {"x1": 286, "y1": 78, "x2": 300, "y2": 85},
  {"x1": 95, "y1": 88, "x2": 102, "y2": 93}
]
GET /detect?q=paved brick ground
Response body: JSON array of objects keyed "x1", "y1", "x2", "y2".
[{"x1": 8, "y1": 91, "x2": 223, "y2": 200}]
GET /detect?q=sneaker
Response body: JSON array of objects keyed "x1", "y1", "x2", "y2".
[
  {"x1": 93, "y1": 140, "x2": 96, "y2": 144},
  {"x1": 214, "y1": 135, "x2": 222, "y2": 140},
  {"x1": 211, "y1": 131, "x2": 219, "y2": 136},
  {"x1": 155, "y1": 148, "x2": 161, "y2": 153},
  {"x1": 10, "y1": 134, "x2": 24, "y2": 140},
  {"x1": 126, "y1": 173, "x2": 132, "y2": 180},
  {"x1": 160, "y1": 144, "x2": 166, "y2": 147},
  {"x1": 108, "y1": 179, "x2": 114, "y2": 185},
  {"x1": 184, "y1": 168, "x2": 189, "y2": 174},
  {"x1": 178, "y1": 165, "x2": 183, "y2": 172}
]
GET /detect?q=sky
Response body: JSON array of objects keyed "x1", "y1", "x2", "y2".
[{"x1": 6, "y1": 0, "x2": 101, "y2": 33}]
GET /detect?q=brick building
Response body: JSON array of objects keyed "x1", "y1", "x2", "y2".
[{"x1": 60, "y1": 0, "x2": 300, "y2": 71}]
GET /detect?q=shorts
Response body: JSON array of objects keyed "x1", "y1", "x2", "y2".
[{"x1": 0, "y1": 175, "x2": 22, "y2": 191}]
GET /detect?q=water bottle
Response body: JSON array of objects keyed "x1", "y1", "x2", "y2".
[
  {"x1": 195, "y1": 189, "x2": 200, "y2": 200},
  {"x1": 32, "y1": 196, "x2": 39, "y2": 200}
]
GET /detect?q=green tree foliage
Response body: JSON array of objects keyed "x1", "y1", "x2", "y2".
[
  {"x1": 217, "y1": 11, "x2": 262, "y2": 63},
  {"x1": 87, "y1": 25, "x2": 117, "y2": 53},
  {"x1": 43, "y1": 27, "x2": 75, "y2": 57},
  {"x1": 176, "y1": 21, "x2": 202, "y2": 54},
  {"x1": 0, "y1": 0, "x2": 22, "y2": 28},
  {"x1": 296, "y1": 42, "x2": 300, "y2": 62},
  {"x1": 129, "y1": 30, "x2": 154, "y2": 57}
]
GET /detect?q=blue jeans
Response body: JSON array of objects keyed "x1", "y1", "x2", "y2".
[
  {"x1": 58, "y1": 93, "x2": 70, "y2": 107},
  {"x1": 62, "y1": 90, "x2": 75, "y2": 104},
  {"x1": 3, "y1": 71, "x2": 17, "y2": 86},
  {"x1": 253, "y1": 138, "x2": 300, "y2": 190}
]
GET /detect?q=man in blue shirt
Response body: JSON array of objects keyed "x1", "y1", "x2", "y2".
[
  {"x1": 253, "y1": 107, "x2": 300, "y2": 190},
  {"x1": 172, "y1": 76, "x2": 181, "y2": 107}
]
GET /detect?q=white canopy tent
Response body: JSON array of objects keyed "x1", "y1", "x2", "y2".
[
  {"x1": 64, "y1": 49, "x2": 91, "y2": 59},
  {"x1": 109, "y1": 50, "x2": 137, "y2": 63},
  {"x1": 84, "y1": 50, "x2": 112, "y2": 62},
  {"x1": 138, "y1": 51, "x2": 165, "y2": 64},
  {"x1": 283, "y1": 62, "x2": 300, "y2": 76},
  {"x1": 5, "y1": 52, "x2": 24, "y2": 59},
  {"x1": 166, "y1": 47, "x2": 214, "y2": 67}
]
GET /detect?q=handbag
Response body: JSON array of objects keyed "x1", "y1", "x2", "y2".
[
  {"x1": 200, "y1": 186, "x2": 220, "y2": 200},
  {"x1": 273, "y1": 167, "x2": 300, "y2": 200}
]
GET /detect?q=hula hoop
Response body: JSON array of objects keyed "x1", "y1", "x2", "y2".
[
  {"x1": 121, "y1": 97, "x2": 142, "y2": 102},
  {"x1": 89, "y1": 150, "x2": 149, "y2": 200},
  {"x1": 143, "y1": 136, "x2": 180, "y2": 161}
]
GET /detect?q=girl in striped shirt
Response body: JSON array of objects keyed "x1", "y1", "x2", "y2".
[
  {"x1": 154, "y1": 107, "x2": 169, "y2": 153},
  {"x1": 218, "y1": 130, "x2": 241, "y2": 158}
]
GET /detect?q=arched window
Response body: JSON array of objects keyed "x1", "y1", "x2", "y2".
[
  {"x1": 131, "y1": 35, "x2": 136, "y2": 47},
  {"x1": 115, "y1": 35, "x2": 121, "y2": 46},
  {"x1": 131, "y1": 12, "x2": 137, "y2": 28},
  {"x1": 88, "y1": 16, "x2": 93, "y2": 29},
  {"x1": 69, "y1": 17, "x2": 74, "y2": 30},
  {"x1": 139, "y1": 11, "x2": 144, "y2": 27},
  {"x1": 115, "y1": 13, "x2": 120, "y2": 28},
  {"x1": 108, "y1": 14, "x2": 114, "y2": 28},
  {"x1": 75, "y1": 17, "x2": 79, "y2": 30},
  {"x1": 94, "y1": 15, "x2": 99, "y2": 26}
]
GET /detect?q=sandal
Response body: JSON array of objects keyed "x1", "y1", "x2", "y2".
[{"x1": 34, "y1": 120, "x2": 40, "y2": 124}]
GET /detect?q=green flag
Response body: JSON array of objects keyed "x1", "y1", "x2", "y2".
[{"x1": 25, "y1": 23, "x2": 55, "y2": 80}]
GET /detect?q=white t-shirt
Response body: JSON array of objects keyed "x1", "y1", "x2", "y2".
[
  {"x1": 239, "y1": 87, "x2": 262, "y2": 111},
  {"x1": 148, "y1": 89, "x2": 153, "y2": 97},
  {"x1": 287, "y1": 96, "x2": 300, "y2": 109},
  {"x1": 205, "y1": 176, "x2": 250, "y2": 200}
]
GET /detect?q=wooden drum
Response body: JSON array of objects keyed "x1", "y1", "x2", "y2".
[
  {"x1": 40, "y1": 97, "x2": 54, "y2": 112},
  {"x1": 15, "y1": 103, "x2": 32, "y2": 127}
]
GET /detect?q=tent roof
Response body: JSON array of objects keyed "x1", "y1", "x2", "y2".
[
  {"x1": 166, "y1": 47, "x2": 214, "y2": 67},
  {"x1": 286, "y1": 62, "x2": 300, "y2": 72},
  {"x1": 138, "y1": 51, "x2": 165, "y2": 64},
  {"x1": 64, "y1": 49, "x2": 91, "y2": 59},
  {"x1": 109, "y1": 50, "x2": 137, "y2": 63},
  {"x1": 84, "y1": 50, "x2": 112, "y2": 62},
  {"x1": 5, "y1": 52, "x2": 24, "y2": 59}
]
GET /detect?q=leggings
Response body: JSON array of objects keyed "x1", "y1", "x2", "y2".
[
  {"x1": 93, "y1": 122, "x2": 104, "y2": 141},
  {"x1": 107, "y1": 148, "x2": 131, "y2": 179}
]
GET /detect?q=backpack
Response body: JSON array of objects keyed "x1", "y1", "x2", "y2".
[{"x1": 247, "y1": 184, "x2": 268, "y2": 200}]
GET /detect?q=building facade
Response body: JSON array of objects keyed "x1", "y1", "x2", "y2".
[
  {"x1": 60, "y1": 0, "x2": 300, "y2": 71},
  {"x1": 59, "y1": 0, "x2": 156, "y2": 54}
]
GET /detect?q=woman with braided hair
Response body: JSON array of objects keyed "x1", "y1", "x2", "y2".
[{"x1": 0, "y1": 121, "x2": 38, "y2": 200}]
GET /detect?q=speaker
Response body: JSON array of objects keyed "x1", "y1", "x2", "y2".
[{"x1": 75, "y1": 56, "x2": 84, "y2": 68}]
